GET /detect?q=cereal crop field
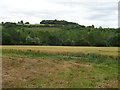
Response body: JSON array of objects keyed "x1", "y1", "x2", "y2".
[{"x1": 2, "y1": 46, "x2": 119, "y2": 59}]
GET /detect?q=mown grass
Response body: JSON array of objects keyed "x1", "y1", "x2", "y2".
[
  {"x1": 2, "y1": 50, "x2": 118, "y2": 88},
  {"x1": 28, "y1": 65, "x2": 118, "y2": 88}
]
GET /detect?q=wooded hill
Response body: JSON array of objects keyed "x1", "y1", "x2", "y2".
[{"x1": 2, "y1": 20, "x2": 120, "y2": 46}]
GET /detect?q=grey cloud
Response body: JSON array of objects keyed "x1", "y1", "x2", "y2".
[{"x1": 0, "y1": 0, "x2": 118, "y2": 28}]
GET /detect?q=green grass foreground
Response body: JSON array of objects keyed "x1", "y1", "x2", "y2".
[
  {"x1": 2, "y1": 49, "x2": 118, "y2": 65},
  {"x1": 2, "y1": 49, "x2": 119, "y2": 88}
]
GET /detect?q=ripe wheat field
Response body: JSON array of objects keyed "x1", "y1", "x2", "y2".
[{"x1": 2, "y1": 46, "x2": 119, "y2": 58}]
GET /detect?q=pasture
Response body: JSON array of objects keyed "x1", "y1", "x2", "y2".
[{"x1": 2, "y1": 46, "x2": 119, "y2": 88}]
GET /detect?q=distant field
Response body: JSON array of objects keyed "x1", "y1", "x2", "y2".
[
  {"x1": 0, "y1": 25, "x2": 2, "y2": 30},
  {"x1": 22, "y1": 27, "x2": 63, "y2": 32},
  {"x1": 2, "y1": 46, "x2": 119, "y2": 59}
]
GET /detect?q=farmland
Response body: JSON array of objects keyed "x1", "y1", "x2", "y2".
[
  {"x1": 2, "y1": 46, "x2": 119, "y2": 88},
  {"x1": 21, "y1": 27, "x2": 63, "y2": 32},
  {"x1": 1, "y1": 20, "x2": 119, "y2": 88}
]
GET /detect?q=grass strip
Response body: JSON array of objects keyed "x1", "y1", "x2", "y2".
[{"x1": 2, "y1": 49, "x2": 118, "y2": 65}]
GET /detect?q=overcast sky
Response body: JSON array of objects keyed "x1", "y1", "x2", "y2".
[{"x1": 0, "y1": 0, "x2": 118, "y2": 28}]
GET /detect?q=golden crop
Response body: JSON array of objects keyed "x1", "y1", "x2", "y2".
[{"x1": 2, "y1": 46, "x2": 118, "y2": 58}]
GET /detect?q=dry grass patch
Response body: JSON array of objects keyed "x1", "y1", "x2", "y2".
[{"x1": 2, "y1": 54, "x2": 118, "y2": 88}]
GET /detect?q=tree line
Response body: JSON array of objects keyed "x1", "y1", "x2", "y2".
[{"x1": 2, "y1": 20, "x2": 120, "y2": 46}]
